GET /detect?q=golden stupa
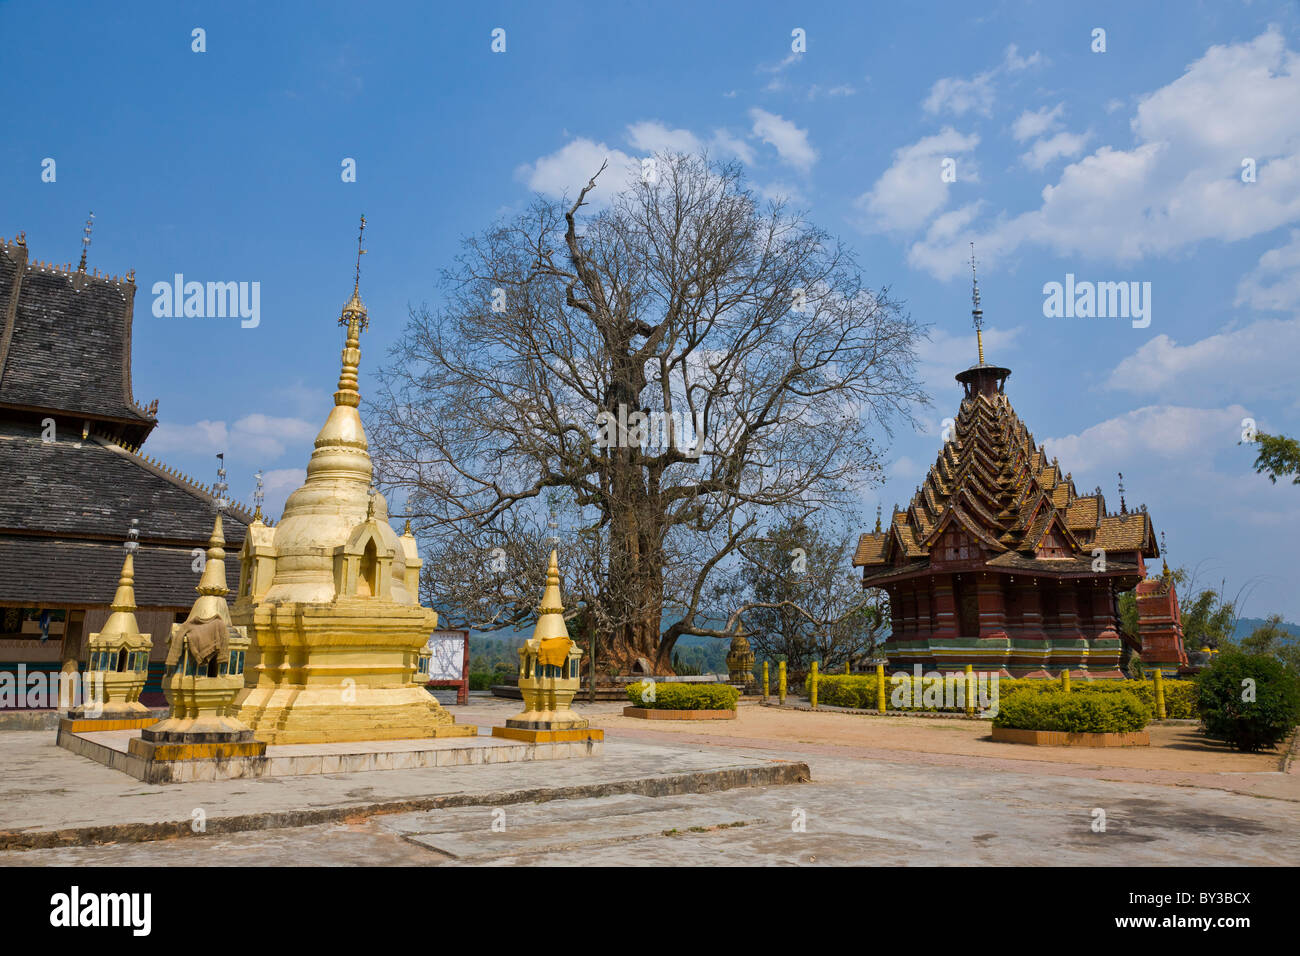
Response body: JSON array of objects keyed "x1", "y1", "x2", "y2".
[{"x1": 232, "y1": 219, "x2": 474, "y2": 744}]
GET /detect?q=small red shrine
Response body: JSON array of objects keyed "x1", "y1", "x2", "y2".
[{"x1": 853, "y1": 260, "x2": 1185, "y2": 678}]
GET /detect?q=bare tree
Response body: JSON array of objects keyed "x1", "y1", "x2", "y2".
[
  {"x1": 367, "y1": 152, "x2": 925, "y2": 673},
  {"x1": 708, "y1": 516, "x2": 890, "y2": 681}
]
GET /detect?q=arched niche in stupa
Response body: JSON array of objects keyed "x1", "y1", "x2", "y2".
[{"x1": 333, "y1": 520, "x2": 397, "y2": 600}]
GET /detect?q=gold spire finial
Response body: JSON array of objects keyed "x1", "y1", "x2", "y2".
[
  {"x1": 335, "y1": 218, "x2": 369, "y2": 406},
  {"x1": 970, "y1": 242, "x2": 985, "y2": 365},
  {"x1": 530, "y1": 549, "x2": 570, "y2": 642}
]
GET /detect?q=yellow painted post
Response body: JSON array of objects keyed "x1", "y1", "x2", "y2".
[
  {"x1": 845, "y1": 661, "x2": 851, "y2": 676},
  {"x1": 1153, "y1": 669, "x2": 1166, "y2": 720},
  {"x1": 810, "y1": 661, "x2": 819, "y2": 710},
  {"x1": 778, "y1": 661, "x2": 787, "y2": 705},
  {"x1": 965, "y1": 664, "x2": 975, "y2": 716},
  {"x1": 1062, "y1": 669, "x2": 1071, "y2": 694},
  {"x1": 876, "y1": 663, "x2": 887, "y2": 713},
  {"x1": 762, "y1": 661, "x2": 769, "y2": 700}
]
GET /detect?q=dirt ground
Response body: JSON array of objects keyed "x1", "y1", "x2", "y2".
[{"x1": 562, "y1": 702, "x2": 1300, "y2": 802}]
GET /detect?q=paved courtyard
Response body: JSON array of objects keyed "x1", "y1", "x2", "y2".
[{"x1": 3, "y1": 696, "x2": 1297, "y2": 866}]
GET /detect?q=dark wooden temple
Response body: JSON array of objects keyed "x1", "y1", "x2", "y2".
[
  {"x1": 0, "y1": 232, "x2": 254, "y2": 698},
  {"x1": 852, "y1": 271, "x2": 1185, "y2": 678}
]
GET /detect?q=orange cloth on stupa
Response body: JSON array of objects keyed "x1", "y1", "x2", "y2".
[{"x1": 537, "y1": 637, "x2": 572, "y2": 668}]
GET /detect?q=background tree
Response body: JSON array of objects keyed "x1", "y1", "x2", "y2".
[
  {"x1": 367, "y1": 152, "x2": 924, "y2": 674},
  {"x1": 1246, "y1": 431, "x2": 1300, "y2": 485},
  {"x1": 707, "y1": 516, "x2": 888, "y2": 680}
]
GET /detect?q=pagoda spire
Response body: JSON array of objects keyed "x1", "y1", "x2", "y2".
[{"x1": 334, "y1": 215, "x2": 368, "y2": 409}]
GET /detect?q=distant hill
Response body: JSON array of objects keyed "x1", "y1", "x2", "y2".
[{"x1": 1232, "y1": 617, "x2": 1300, "y2": 640}]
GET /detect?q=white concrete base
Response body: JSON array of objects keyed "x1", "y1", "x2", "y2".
[{"x1": 56, "y1": 724, "x2": 601, "y2": 783}]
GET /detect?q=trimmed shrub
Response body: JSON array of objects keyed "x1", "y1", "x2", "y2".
[
  {"x1": 626, "y1": 681, "x2": 740, "y2": 711},
  {"x1": 1196, "y1": 652, "x2": 1300, "y2": 752},
  {"x1": 993, "y1": 689, "x2": 1151, "y2": 734}
]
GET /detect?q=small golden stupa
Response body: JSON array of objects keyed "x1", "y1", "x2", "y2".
[
  {"x1": 232, "y1": 218, "x2": 473, "y2": 744},
  {"x1": 69, "y1": 522, "x2": 152, "y2": 723},
  {"x1": 493, "y1": 550, "x2": 602, "y2": 744},
  {"x1": 131, "y1": 489, "x2": 265, "y2": 760}
]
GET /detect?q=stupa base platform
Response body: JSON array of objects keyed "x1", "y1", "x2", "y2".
[
  {"x1": 492, "y1": 726, "x2": 605, "y2": 743},
  {"x1": 59, "y1": 716, "x2": 159, "y2": 734},
  {"x1": 235, "y1": 687, "x2": 478, "y2": 745},
  {"x1": 56, "y1": 724, "x2": 600, "y2": 783},
  {"x1": 127, "y1": 737, "x2": 268, "y2": 762}
]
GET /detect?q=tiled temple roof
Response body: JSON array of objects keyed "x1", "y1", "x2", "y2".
[
  {"x1": 855, "y1": 378, "x2": 1159, "y2": 580},
  {"x1": 0, "y1": 535, "x2": 242, "y2": 607},
  {"x1": 0, "y1": 234, "x2": 156, "y2": 445}
]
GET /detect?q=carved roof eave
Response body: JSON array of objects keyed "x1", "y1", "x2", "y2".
[{"x1": 918, "y1": 502, "x2": 1008, "y2": 553}]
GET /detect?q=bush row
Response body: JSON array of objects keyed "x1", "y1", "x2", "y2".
[
  {"x1": 992, "y1": 690, "x2": 1151, "y2": 733},
  {"x1": 626, "y1": 680, "x2": 740, "y2": 711},
  {"x1": 813, "y1": 673, "x2": 1197, "y2": 717}
]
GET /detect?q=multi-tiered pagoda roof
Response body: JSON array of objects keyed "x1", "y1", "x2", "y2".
[{"x1": 854, "y1": 361, "x2": 1158, "y2": 586}]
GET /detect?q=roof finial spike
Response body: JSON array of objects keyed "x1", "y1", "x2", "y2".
[
  {"x1": 874, "y1": 503, "x2": 882, "y2": 534},
  {"x1": 78, "y1": 212, "x2": 94, "y2": 273},
  {"x1": 1117, "y1": 471, "x2": 1127, "y2": 515},
  {"x1": 353, "y1": 213, "x2": 367, "y2": 297},
  {"x1": 970, "y1": 241, "x2": 984, "y2": 365},
  {"x1": 253, "y1": 469, "x2": 265, "y2": 521}
]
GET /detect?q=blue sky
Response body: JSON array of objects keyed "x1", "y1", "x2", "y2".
[{"x1": 4, "y1": 1, "x2": 1299, "y2": 620}]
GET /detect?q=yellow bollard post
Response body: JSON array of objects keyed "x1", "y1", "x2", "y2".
[
  {"x1": 1062, "y1": 669, "x2": 1071, "y2": 694},
  {"x1": 965, "y1": 664, "x2": 975, "y2": 716},
  {"x1": 762, "y1": 661, "x2": 769, "y2": 701},
  {"x1": 810, "y1": 661, "x2": 818, "y2": 710},
  {"x1": 778, "y1": 661, "x2": 787, "y2": 705},
  {"x1": 1153, "y1": 668, "x2": 1166, "y2": 720},
  {"x1": 845, "y1": 661, "x2": 851, "y2": 676},
  {"x1": 876, "y1": 662, "x2": 887, "y2": 713}
]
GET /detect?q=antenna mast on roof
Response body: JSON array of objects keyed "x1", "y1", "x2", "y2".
[{"x1": 970, "y1": 242, "x2": 984, "y2": 365}]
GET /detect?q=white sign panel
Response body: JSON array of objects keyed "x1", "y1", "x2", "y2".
[{"x1": 426, "y1": 634, "x2": 465, "y2": 681}]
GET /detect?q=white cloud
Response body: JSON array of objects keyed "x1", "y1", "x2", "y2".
[
  {"x1": 148, "y1": 414, "x2": 317, "y2": 461},
  {"x1": 515, "y1": 137, "x2": 637, "y2": 201},
  {"x1": 923, "y1": 72, "x2": 997, "y2": 118},
  {"x1": 1044, "y1": 404, "x2": 1251, "y2": 477},
  {"x1": 856, "y1": 128, "x2": 979, "y2": 233},
  {"x1": 923, "y1": 44, "x2": 1042, "y2": 117},
  {"x1": 1102, "y1": 314, "x2": 1300, "y2": 404},
  {"x1": 808, "y1": 83, "x2": 856, "y2": 100},
  {"x1": 626, "y1": 121, "x2": 703, "y2": 155},
  {"x1": 710, "y1": 128, "x2": 756, "y2": 165},
  {"x1": 1236, "y1": 230, "x2": 1300, "y2": 312},
  {"x1": 1020, "y1": 130, "x2": 1090, "y2": 170},
  {"x1": 749, "y1": 108, "x2": 818, "y2": 171},
  {"x1": 1012, "y1": 103, "x2": 1064, "y2": 142},
  {"x1": 908, "y1": 30, "x2": 1300, "y2": 279}
]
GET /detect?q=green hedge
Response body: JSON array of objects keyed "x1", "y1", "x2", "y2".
[
  {"x1": 992, "y1": 689, "x2": 1151, "y2": 733},
  {"x1": 626, "y1": 681, "x2": 740, "y2": 711},
  {"x1": 813, "y1": 673, "x2": 1199, "y2": 717}
]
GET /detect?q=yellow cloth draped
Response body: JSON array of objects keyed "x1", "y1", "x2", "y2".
[{"x1": 537, "y1": 637, "x2": 572, "y2": 668}]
